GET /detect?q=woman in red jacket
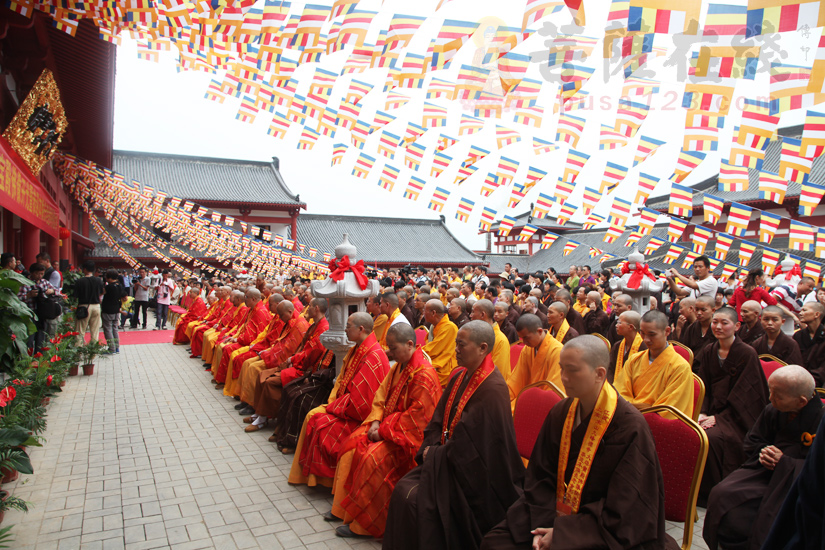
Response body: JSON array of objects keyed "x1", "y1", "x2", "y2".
[{"x1": 727, "y1": 268, "x2": 777, "y2": 319}]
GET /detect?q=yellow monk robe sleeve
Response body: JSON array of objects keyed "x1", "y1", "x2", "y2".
[
  {"x1": 615, "y1": 351, "x2": 643, "y2": 403},
  {"x1": 507, "y1": 346, "x2": 531, "y2": 410},
  {"x1": 491, "y1": 327, "x2": 511, "y2": 381},
  {"x1": 423, "y1": 317, "x2": 458, "y2": 386},
  {"x1": 654, "y1": 356, "x2": 695, "y2": 419}
]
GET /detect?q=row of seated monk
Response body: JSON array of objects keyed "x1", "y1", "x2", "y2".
[{"x1": 170, "y1": 283, "x2": 824, "y2": 549}]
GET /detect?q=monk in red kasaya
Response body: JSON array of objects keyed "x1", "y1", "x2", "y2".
[{"x1": 172, "y1": 288, "x2": 207, "y2": 344}]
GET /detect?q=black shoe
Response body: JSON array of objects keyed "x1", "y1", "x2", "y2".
[
  {"x1": 335, "y1": 525, "x2": 370, "y2": 538},
  {"x1": 238, "y1": 406, "x2": 254, "y2": 415},
  {"x1": 323, "y1": 510, "x2": 342, "y2": 522},
  {"x1": 234, "y1": 402, "x2": 249, "y2": 410},
  {"x1": 202, "y1": 363, "x2": 211, "y2": 368}
]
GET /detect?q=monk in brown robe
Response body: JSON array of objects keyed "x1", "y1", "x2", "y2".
[
  {"x1": 697, "y1": 307, "x2": 769, "y2": 502},
  {"x1": 481, "y1": 336, "x2": 676, "y2": 550},
  {"x1": 448, "y1": 298, "x2": 470, "y2": 329},
  {"x1": 330, "y1": 324, "x2": 442, "y2": 538},
  {"x1": 547, "y1": 302, "x2": 579, "y2": 345},
  {"x1": 383, "y1": 321, "x2": 524, "y2": 550},
  {"x1": 606, "y1": 293, "x2": 633, "y2": 345},
  {"x1": 793, "y1": 301, "x2": 825, "y2": 386},
  {"x1": 495, "y1": 302, "x2": 519, "y2": 344},
  {"x1": 555, "y1": 288, "x2": 586, "y2": 335},
  {"x1": 680, "y1": 295, "x2": 717, "y2": 372},
  {"x1": 583, "y1": 290, "x2": 610, "y2": 336},
  {"x1": 607, "y1": 310, "x2": 646, "y2": 384},
  {"x1": 749, "y1": 306, "x2": 803, "y2": 366},
  {"x1": 736, "y1": 300, "x2": 764, "y2": 345},
  {"x1": 704, "y1": 365, "x2": 824, "y2": 550}
]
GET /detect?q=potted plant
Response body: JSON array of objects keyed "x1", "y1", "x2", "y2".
[
  {"x1": 77, "y1": 341, "x2": 106, "y2": 376},
  {"x1": 0, "y1": 270, "x2": 36, "y2": 374},
  {"x1": 0, "y1": 490, "x2": 30, "y2": 524},
  {"x1": 0, "y1": 427, "x2": 37, "y2": 484}
]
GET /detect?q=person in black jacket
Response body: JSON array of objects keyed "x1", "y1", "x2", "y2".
[
  {"x1": 101, "y1": 269, "x2": 123, "y2": 354},
  {"x1": 74, "y1": 260, "x2": 104, "y2": 346}
]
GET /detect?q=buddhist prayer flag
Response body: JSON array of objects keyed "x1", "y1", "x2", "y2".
[
  {"x1": 804, "y1": 260, "x2": 823, "y2": 282},
  {"x1": 581, "y1": 187, "x2": 601, "y2": 216},
  {"x1": 562, "y1": 240, "x2": 580, "y2": 256},
  {"x1": 683, "y1": 125, "x2": 719, "y2": 152},
  {"x1": 533, "y1": 137, "x2": 559, "y2": 155},
  {"x1": 479, "y1": 206, "x2": 497, "y2": 231},
  {"x1": 430, "y1": 151, "x2": 452, "y2": 177},
  {"x1": 608, "y1": 197, "x2": 632, "y2": 227},
  {"x1": 330, "y1": 142, "x2": 348, "y2": 166},
  {"x1": 668, "y1": 183, "x2": 694, "y2": 218},
  {"x1": 495, "y1": 125, "x2": 521, "y2": 149},
  {"x1": 635, "y1": 172, "x2": 659, "y2": 205},
  {"x1": 518, "y1": 224, "x2": 539, "y2": 242},
  {"x1": 625, "y1": 231, "x2": 642, "y2": 248},
  {"x1": 532, "y1": 193, "x2": 556, "y2": 219},
  {"x1": 427, "y1": 78, "x2": 456, "y2": 100},
  {"x1": 454, "y1": 163, "x2": 478, "y2": 185},
  {"x1": 801, "y1": 110, "x2": 825, "y2": 158},
  {"x1": 436, "y1": 134, "x2": 459, "y2": 151},
  {"x1": 762, "y1": 247, "x2": 782, "y2": 275},
  {"x1": 541, "y1": 231, "x2": 560, "y2": 249},
  {"x1": 682, "y1": 82, "x2": 734, "y2": 115},
  {"x1": 428, "y1": 187, "x2": 451, "y2": 212},
  {"x1": 505, "y1": 77, "x2": 543, "y2": 109},
  {"x1": 562, "y1": 149, "x2": 590, "y2": 184},
  {"x1": 431, "y1": 19, "x2": 479, "y2": 71},
  {"x1": 779, "y1": 137, "x2": 813, "y2": 185},
  {"x1": 372, "y1": 110, "x2": 396, "y2": 132},
  {"x1": 644, "y1": 236, "x2": 667, "y2": 256},
  {"x1": 455, "y1": 197, "x2": 475, "y2": 223},
  {"x1": 495, "y1": 157, "x2": 520, "y2": 187},
  {"x1": 377, "y1": 130, "x2": 401, "y2": 159},
  {"x1": 267, "y1": 112, "x2": 290, "y2": 140},
  {"x1": 480, "y1": 173, "x2": 500, "y2": 197},
  {"x1": 737, "y1": 99, "x2": 778, "y2": 150},
  {"x1": 703, "y1": 194, "x2": 725, "y2": 225},
  {"x1": 556, "y1": 203, "x2": 577, "y2": 225},
  {"x1": 422, "y1": 102, "x2": 449, "y2": 128},
  {"x1": 817, "y1": 229, "x2": 825, "y2": 259},
  {"x1": 715, "y1": 232, "x2": 735, "y2": 261},
  {"x1": 582, "y1": 212, "x2": 605, "y2": 230},
  {"x1": 758, "y1": 170, "x2": 787, "y2": 204},
  {"x1": 524, "y1": 166, "x2": 547, "y2": 190},
  {"x1": 692, "y1": 225, "x2": 714, "y2": 255},
  {"x1": 404, "y1": 176, "x2": 426, "y2": 200},
  {"x1": 759, "y1": 211, "x2": 782, "y2": 244},
  {"x1": 726, "y1": 202, "x2": 753, "y2": 236},
  {"x1": 671, "y1": 150, "x2": 706, "y2": 183},
  {"x1": 799, "y1": 182, "x2": 825, "y2": 216},
  {"x1": 637, "y1": 207, "x2": 660, "y2": 235},
  {"x1": 746, "y1": 0, "x2": 821, "y2": 38},
  {"x1": 522, "y1": 0, "x2": 565, "y2": 30},
  {"x1": 556, "y1": 112, "x2": 586, "y2": 147},
  {"x1": 681, "y1": 250, "x2": 701, "y2": 270},
  {"x1": 738, "y1": 241, "x2": 757, "y2": 267},
  {"x1": 663, "y1": 244, "x2": 685, "y2": 265},
  {"x1": 633, "y1": 135, "x2": 665, "y2": 167},
  {"x1": 385, "y1": 91, "x2": 410, "y2": 111},
  {"x1": 345, "y1": 79, "x2": 373, "y2": 105},
  {"x1": 603, "y1": 225, "x2": 624, "y2": 244},
  {"x1": 402, "y1": 122, "x2": 427, "y2": 146},
  {"x1": 458, "y1": 113, "x2": 484, "y2": 136},
  {"x1": 599, "y1": 125, "x2": 629, "y2": 150},
  {"x1": 718, "y1": 160, "x2": 750, "y2": 192},
  {"x1": 615, "y1": 98, "x2": 650, "y2": 137},
  {"x1": 377, "y1": 164, "x2": 400, "y2": 192},
  {"x1": 667, "y1": 216, "x2": 689, "y2": 243},
  {"x1": 297, "y1": 127, "x2": 320, "y2": 150},
  {"x1": 769, "y1": 62, "x2": 825, "y2": 115},
  {"x1": 351, "y1": 119, "x2": 371, "y2": 149},
  {"x1": 600, "y1": 162, "x2": 628, "y2": 194},
  {"x1": 728, "y1": 128, "x2": 767, "y2": 170},
  {"x1": 351, "y1": 152, "x2": 375, "y2": 179},
  {"x1": 508, "y1": 183, "x2": 528, "y2": 208},
  {"x1": 463, "y1": 145, "x2": 490, "y2": 168},
  {"x1": 555, "y1": 178, "x2": 576, "y2": 204},
  {"x1": 513, "y1": 105, "x2": 544, "y2": 128},
  {"x1": 405, "y1": 142, "x2": 426, "y2": 171},
  {"x1": 498, "y1": 215, "x2": 517, "y2": 236}
]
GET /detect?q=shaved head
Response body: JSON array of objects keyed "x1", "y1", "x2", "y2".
[
  {"x1": 425, "y1": 299, "x2": 447, "y2": 315},
  {"x1": 680, "y1": 297, "x2": 696, "y2": 310},
  {"x1": 562, "y1": 335, "x2": 610, "y2": 371},
  {"x1": 641, "y1": 309, "x2": 668, "y2": 330},
  {"x1": 386, "y1": 323, "x2": 416, "y2": 346},
  {"x1": 615, "y1": 294, "x2": 633, "y2": 308},
  {"x1": 460, "y1": 320, "x2": 495, "y2": 351},
  {"x1": 741, "y1": 300, "x2": 763, "y2": 315},
  {"x1": 620, "y1": 310, "x2": 641, "y2": 331},
  {"x1": 762, "y1": 305, "x2": 785, "y2": 318},
  {"x1": 269, "y1": 293, "x2": 284, "y2": 305},
  {"x1": 770, "y1": 365, "x2": 816, "y2": 400},
  {"x1": 380, "y1": 292, "x2": 399, "y2": 309},
  {"x1": 516, "y1": 313, "x2": 544, "y2": 332},
  {"x1": 555, "y1": 289, "x2": 572, "y2": 305},
  {"x1": 697, "y1": 295, "x2": 715, "y2": 308},
  {"x1": 310, "y1": 297, "x2": 328, "y2": 313},
  {"x1": 549, "y1": 301, "x2": 569, "y2": 316},
  {"x1": 714, "y1": 306, "x2": 739, "y2": 324},
  {"x1": 349, "y1": 312, "x2": 374, "y2": 332},
  {"x1": 246, "y1": 288, "x2": 261, "y2": 300},
  {"x1": 473, "y1": 298, "x2": 495, "y2": 321}
]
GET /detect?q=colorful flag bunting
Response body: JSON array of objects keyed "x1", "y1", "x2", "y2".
[
  {"x1": 541, "y1": 231, "x2": 560, "y2": 249},
  {"x1": 428, "y1": 186, "x2": 451, "y2": 212},
  {"x1": 799, "y1": 182, "x2": 825, "y2": 216},
  {"x1": 669, "y1": 183, "x2": 694, "y2": 218},
  {"x1": 758, "y1": 170, "x2": 787, "y2": 204},
  {"x1": 455, "y1": 197, "x2": 475, "y2": 222},
  {"x1": 718, "y1": 160, "x2": 750, "y2": 192},
  {"x1": 404, "y1": 176, "x2": 426, "y2": 200},
  {"x1": 725, "y1": 202, "x2": 753, "y2": 237},
  {"x1": 667, "y1": 217, "x2": 689, "y2": 243},
  {"x1": 759, "y1": 211, "x2": 783, "y2": 244}
]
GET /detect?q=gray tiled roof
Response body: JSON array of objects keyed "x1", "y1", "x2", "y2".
[
  {"x1": 646, "y1": 125, "x2": 818, "y2": 210},
  {"x1": 112, "y1": 151, "x2": 306, "y2": 207},
  {"x1": 488, "y1": 208, "x2": 583, "y2": 233},
  {"x1": 290, "y1": 214, "x2": 483, "y2": 266}
]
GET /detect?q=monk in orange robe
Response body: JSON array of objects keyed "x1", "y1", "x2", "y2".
[
  {"x1": 288, "y1": 312, "x2": 390, "y2": 487},
  {"x1": 189, "y1": 287, "x2": 234, "y2": 358},
  {"x1": 330, "y1": 323, "x2": 442, "y2": 538},
  {"x1": 172, "y1": 288, "x2": 208, "y2": 344},
  {"x1": 201, "y1": 291, "x2": 245, "y2": 366},
  {"x1": 183, "y1": 287, "x2": 223, "y2": 342},
  {"x1": 214, "y1": 289, "x2": 271, "y2": 389}
]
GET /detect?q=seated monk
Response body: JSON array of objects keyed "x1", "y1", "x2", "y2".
[
  {"x1": 606, "y1": 294, "x2": 633, "y2": 345},
  {"x1": 606, "y1": 310, "x2": 646, "y2": 384},
  {"x1": 793, "y1": 301, "x2": 825, "y2": 386},
  {"x1": 367, "y1": 295, "x2": 387, "y2": 341},
  {"x1": 760, "y1": 389, "x2": 825, "y2": 550},
  {"x1": 547, "y1": 302, "x2": 579, "y2": 345},
  {"x1": 480, "y1": 336, "x2": 677, "y2": 550},
  {"x1": 242, "y1": 300, "x2": 326, "y2": 431},
  {"x1": 328, "y1": 324, "x2": 443, "y2": 538},
  {"x1": 379, "y1": 292, "x2": 411, "y2": 350},
  {"x1": 189, "y1": 286, "x2": 233, "y2": 358},
  {"x1": 680, "y1": 295, "x2": 717, "y2": 372},
  {"x1": 283, "y1": 287, "x2": 304, "y2": 314},
  {"x1": 704, "y1": 365, "x2": 824, "y2": 550},
  {"x1": 736, "y1": 300, "x2": 764, "y2": 345},
  {"x1": 213, "y1": 289, "x2": 271, "y2": 391},
  {"x1": 288, "y1": 313, "x2": 390, "y2": 487},
  {"x1": 614, "y1": 310, "x2": 694, "y2": 418},
  {"x1": 522, "y1": 297, "x2": 548, "y2": 329},
  {"x1": 470, "y1": 299, "x2": 511, "y2": 380},
  {"x1": 422, "y1": 299, "x2": 458, "y2": 386},
  {"x1": 383, "y1": 321, "x2": 525, "y2": 550},
  {"x1": 183, "y1": 286, "x2": 226, "y2": 352},
  {"x1": 554, "y1": 288, "x2": 586, "y2": 335},
  {"x1": 508, "y1": 313, "x2": 563, "y2": 412},
  {"x1": 172, "y1": 288, "x2": 208, "y2": 344},
  {"x1": 697, "y1": 307, "x2": 769, "y2": 502},
  {"x1": 750, "y1": 305, "x2": 803, "y2": 366},
  {"x1": 202, "y1": 291, "x2": 247, "y2": 367},
  {"x1": 449, "y1": 297, "x2": 470, "y2": 329},
  {"x1": 495, "y1": 302, "x2": 519, "y2": 344},
  {"x1": 583, "y1": 290, "x2": 610, "y2": 336}
]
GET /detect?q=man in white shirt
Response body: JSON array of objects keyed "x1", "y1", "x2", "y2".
[
  {"x1": 154, "y1": 270, "x2": 176, "y2": 330},
  {"x1": 149, "y1": 267, "x2": 161, "y2": 298},
  {"x1": 665, "y1": 255, "x2": 718, "y2": 300}
]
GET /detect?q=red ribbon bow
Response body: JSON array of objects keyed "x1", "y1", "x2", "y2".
[
  {"x1": 621, "y1": 261, "x2": 656, "y2": 290},
  {"x1": 328, "y1": 255, "x2": 369, "y2": 290},
  {"x1": 775, "y1": 264, "x2": 802, "y2": 278}
]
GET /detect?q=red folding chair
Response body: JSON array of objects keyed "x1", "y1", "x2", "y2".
[
  {"x1": 691, "y1": 373, "x2": 705, "y2": 422},
  {"x1": 669, "y1": 341, "x2": 694, "y2": 368},
  {"x1": 510, "y1": 343, "x2": 525, "y2": 370},
  {"x1": 758, "y1": 354, "x2": 787, "y2": 381},
  {"x1": 513, "y1": 381, "x2": 565, "y2": 462},
  {"x1": 415, "y1": 327, "x2": 428, "y2": 347},
  {"x1": 642, "y1": 406, "x2": 708, "y2": 550}
]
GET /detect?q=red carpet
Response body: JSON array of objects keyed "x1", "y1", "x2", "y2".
[{"x1": 83, "y1": 329, "x2": 175, "y2": 346}]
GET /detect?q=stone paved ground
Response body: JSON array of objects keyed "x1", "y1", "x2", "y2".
[{"x1": 5, "y1": 341, "x2": 708, "y2": 549}]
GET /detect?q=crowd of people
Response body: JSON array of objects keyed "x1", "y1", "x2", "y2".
[{"x1": 163, "y1": 254, "x2": 825, "y2": 549}]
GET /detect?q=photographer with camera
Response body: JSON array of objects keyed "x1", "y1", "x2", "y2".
[{"x1": 17, "y1": 263, "x2": 59, "y2": 353}]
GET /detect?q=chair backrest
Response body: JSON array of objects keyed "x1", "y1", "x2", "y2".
[
  {"x1": 669, "y1": 341, "x2": 694, "y2": 368},
  {"x1": 513, "y1": 381, "x2": 565, "y2": 460},
  {"x1": 691, "y1": 373, "x2": 705, "y2": 422},
  {"x1": 510, "y1": 343, "x2": 525, "y2": 370},
  {"x1": 415, "y1": 328, "x2": 428, "y2": 347},
  {"x1": 590, "y1": 333, "x2": 610, "y2": 350},
  {"x1": 642, "y1": 405, "x2": 708, "y2": 550},
  {"x1": 758, "y1": 354, "x2": 787, "y2": 382},
  {"x1": 816, "y1": 388, "x2": 825, "y2": 405}
]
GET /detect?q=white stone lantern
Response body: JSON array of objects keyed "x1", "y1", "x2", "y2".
[
  {"x1": 311, "y1": 234, "x2": 380, "y2": 374},
  {"x1": 610, "y1": 248, "x2": 664, "y2": 313},
  {"x1": 767, "y1": 257, "x2": 800, "y2": 335}
]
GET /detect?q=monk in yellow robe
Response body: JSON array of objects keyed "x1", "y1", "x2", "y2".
[
  {"x1": 188, "y1": 287, "x2": 232, "y2": 358},
  {"x1": 470, "y1": 299, "x2": 511, "y2": 380},
  {"x1": 379, "y1": 292, "x2": 408, "y2": 350},
  {"x1": 183, "y1": 286, "x2": 223, "y2": 342},
  {"x1": 367, "y1": 295, "x2": 387, "y2": 342},
  {"x1": 547, "y1": 302, "x2": 579, "y2": 344},
  {"x1": 422, "y1": 299, "x2": 458, "y2": 386},
  {"x1": 614, "y1": 309, "x2": 694, "y2": 419},
  {"x1": 508, "y1": 313, "x2": 563, "y2": 412},
  {"x1": 607, "y1": 310, "x2": 646, "y2": 384}
]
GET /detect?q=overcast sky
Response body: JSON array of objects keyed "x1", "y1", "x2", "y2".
[{"x1": 112, "y1": 0, "x2": 817, "y2": 252}]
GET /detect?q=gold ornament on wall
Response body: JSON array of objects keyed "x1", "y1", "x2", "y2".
[{"x1": 2, "y1": 69, "x2": 68, "y2": 175}]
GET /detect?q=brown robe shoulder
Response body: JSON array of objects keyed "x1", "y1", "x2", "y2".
[{"x1": 750, "y1": 332, "x2": 803, "y2": 367}]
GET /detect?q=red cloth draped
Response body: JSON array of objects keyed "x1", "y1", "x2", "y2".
[
  {"x1": 620, "y1": 261, "x2": 656, "y2": 290},
  {"x1": 329, "y1": 255, "x2": 369, "y2": 290}
]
